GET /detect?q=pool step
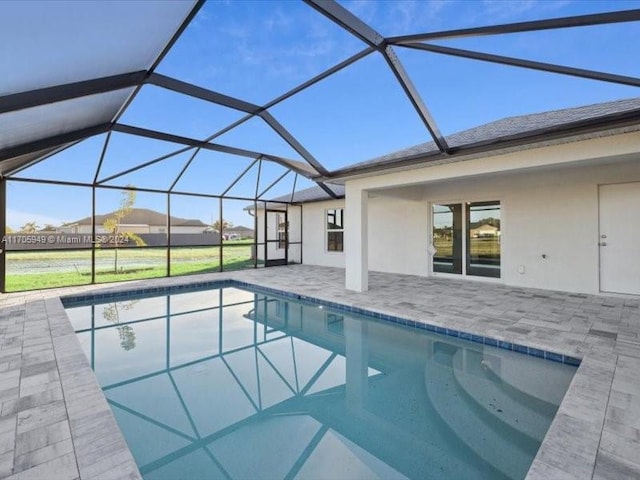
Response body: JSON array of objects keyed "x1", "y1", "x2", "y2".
[
  {"x1": 452, "y1": 350, "x2": 558, "y2": 442},
  {"x1": 425, "y1": 350, "x2": 539, "y2": 480}
]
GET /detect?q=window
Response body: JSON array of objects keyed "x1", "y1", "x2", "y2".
[
  {"x1": 326, "y1": 208, "x2": 344, "y2": 252},
  {"x1": 432, "y1": 201, "x2": 501, "y2": 278}
]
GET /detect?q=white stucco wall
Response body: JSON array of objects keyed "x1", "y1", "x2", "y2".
[
  {"x1": 419, "y1": 159, "x2": 640, "y2": 293},
  {"x1": 301, "y1": 190, "x2": 428, "y2": 275},
  {"x1": 302, "y1": 131, "x2": 640, "y2": 294},
  {"x1": 368, "y1": 187, "x2": 428, "y2": 276},
  {"x1": 302, "y1": 200, "x2": 345, "y2": 268}
]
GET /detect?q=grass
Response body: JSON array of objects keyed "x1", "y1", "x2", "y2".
[
  {"x1": 5, "y1": 243, "x2": 257, "y2": 292},
  {"x1": 434, "y1": 237, "x2": 500, "y2": 258}
]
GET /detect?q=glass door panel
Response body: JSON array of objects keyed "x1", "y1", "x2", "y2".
[
  {"x1": 265, "y1": 210, "x2": 287, "y2": 267},
  {"x1": 432, "y1": 204, "x2": 463, "y2": 274},
  {"x1": 466, "y1": 201, "x2": 501, "y2": 278}
]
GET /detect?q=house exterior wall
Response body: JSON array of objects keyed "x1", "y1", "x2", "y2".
[
  {"x1": 302, "y1": 131, "x2": 640, "y2": 295},
  {"x1": 368, "y1": 188, "x2": 429, "y2": 276},
  {"x1": 302, "y1": 200, "x2": 345, "y2": 269},
  {"x1": 420, "y1": 159, "x2": 640, "y2": 293},
  {"x1": 301, "y1": 193, "x2": 427, "y2": 275}
]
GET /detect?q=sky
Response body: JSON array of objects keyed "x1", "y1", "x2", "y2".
[{"x1": 6, "y1": 0, "x2": 640, "y2": 229}]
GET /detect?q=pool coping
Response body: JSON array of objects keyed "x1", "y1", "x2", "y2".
[
  {"x1": 45, "y1": 295, "x2": 142, "y2": 479},
  {"x1": 5, "y1": 266, "x2": 637, "y2": 479}
]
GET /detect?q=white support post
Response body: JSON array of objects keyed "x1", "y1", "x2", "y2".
[{"x1": 345, "y1": 186, "x2": 368, "y2": 291}]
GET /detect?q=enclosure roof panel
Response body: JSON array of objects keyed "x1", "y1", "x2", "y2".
[
  {"x1": 0, "y1": 0, "x2": 198, "y2": 174},
  {"x1": 0, "y1": 145, "x2": 67, "y2": 176},
  {"x1": 0, "y1": 1, "x2": 197, "y2": 96},
  {"x1": 0, "y1": 89, "x2": 133, "y2": 152}
]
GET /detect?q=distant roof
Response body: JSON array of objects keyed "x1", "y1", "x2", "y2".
[
  {"x1": 334, "y1": 97, "x2": 640, "y2": 176},
  {"x1": 70, "y1": 208, "x2": 206, "y2": 227},
  {"x1": 227, "y1": 225, "x2": 254, "y2": 232}
]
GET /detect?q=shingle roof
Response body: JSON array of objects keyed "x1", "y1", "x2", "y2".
[
  {"x1": 227, "y1": 225, "x2": 254, "y2": 232},
  {"x1": 344, "y1": 96, "x2": 640, "y2": 171},
  {"x1": 269, "y1": 184, "x2": 345, "y2": 204},
  {"x1": 69, "y1": 208, "x2": 206, "y2": 227}
]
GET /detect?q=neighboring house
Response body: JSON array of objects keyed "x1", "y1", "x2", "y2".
[
  {"x1": 59, "y1": 208, "x2": 207, "y2": 234},
  {"x1": 469, "y1": 224, "x2": 500, "y2": 238},
  {"x1": 0, "y1": 208, "x2": 220, "y2": 250},
  {"x1": 260, "y1": 97, "x2": 640, "y2": 297},
  {"x1": 226, "y1": 225, "x2": 254, "y2": 239}
]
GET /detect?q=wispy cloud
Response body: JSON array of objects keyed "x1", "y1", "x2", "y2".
[
  {"x1": 341, "y1": 0, "x2": 458, "y2": 36},
  {"x1": 388, "y1": 0, "x2": 449, "y2": 34},
  {"x1": 341, "y1": 0, "x2": 380, "y2": 25},
  {"x1": 189, "y1": 2, "x2": 365, "y2": 92},
  {"x1": 264, "y1": 7, "x2": 294, "y2": 32},
  {"x1": 480, "y1": 0, "x2": 574, "y2": 22}
]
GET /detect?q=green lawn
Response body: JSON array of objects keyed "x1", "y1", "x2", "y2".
[
  {"x1": 434, "y1": 237, "x2": 500, "y2": 258},
  {"x1": 5, "y1": 244, "x2": 258, "y2": 292}
]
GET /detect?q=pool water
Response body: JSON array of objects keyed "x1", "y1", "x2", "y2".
[{"x1": 64, "y1": 285, "x2": 577, "y2": 480}]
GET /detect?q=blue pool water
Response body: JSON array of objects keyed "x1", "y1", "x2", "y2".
[{"x1": 64, "y1": 284, "x2": 577, "y2": 480}]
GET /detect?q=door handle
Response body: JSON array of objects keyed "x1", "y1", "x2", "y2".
[{"x1": 599, "y1": 242, "x2": 607, "y2": 247}]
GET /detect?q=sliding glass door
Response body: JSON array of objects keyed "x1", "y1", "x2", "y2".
[
  {"x1": 466, "y1": 201, "x2": 501, "y2": 278},
  {"x1": 432, "y1": 201, "x2": 501, "y2": 278},
  {"x1": 432, "y1": 204, "x2": 463, "y2": 274}
]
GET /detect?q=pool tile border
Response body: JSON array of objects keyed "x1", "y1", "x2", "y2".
[{"x1": 62, "y1": 279, "x2": 582, "y2": 367}]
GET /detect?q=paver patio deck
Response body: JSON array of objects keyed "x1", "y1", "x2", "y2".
[{"x1": 0, "y1": 265, "x2": 638, "y2": 479}]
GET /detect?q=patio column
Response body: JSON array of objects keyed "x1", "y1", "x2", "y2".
[{"x1": 345, "y1": 186, "x2": 368, "y2": 292}]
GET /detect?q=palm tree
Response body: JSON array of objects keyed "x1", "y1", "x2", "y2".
[
  {"x1": 19, "y1": 221, "x2": 39, "y2": 233},
  {"x1": 211, "y1": 219, "x2": 233, "y2": 233}
]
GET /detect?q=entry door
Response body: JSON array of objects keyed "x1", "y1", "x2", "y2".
[
  {"x1": 265, "y1": 210, "x2": 287, "y2": 267},
  {"x1": 599, "y1": 183, "x2": 640, "y2": 294}
]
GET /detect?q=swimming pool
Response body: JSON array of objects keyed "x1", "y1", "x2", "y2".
[{"x1": 63, "y1": 282, "x2": 578, "y2": 480}]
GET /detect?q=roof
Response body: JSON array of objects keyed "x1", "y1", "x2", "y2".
[
  {"x1": 336, "y1": 97, "x2": 640, "y2": 176},
  {"x1": 70, "y1": 208, "x2": 206, "y2": 227},
  {"x1": 227, "y1": 225, "x2": 254, "y2": 232},
  {"x1": 269, "y1": 184, "x2": 345, "y2": 204}
]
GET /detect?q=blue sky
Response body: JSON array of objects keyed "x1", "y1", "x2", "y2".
[{"x1": 8, "y1": 0, "x2": 640, "y2": 229}]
